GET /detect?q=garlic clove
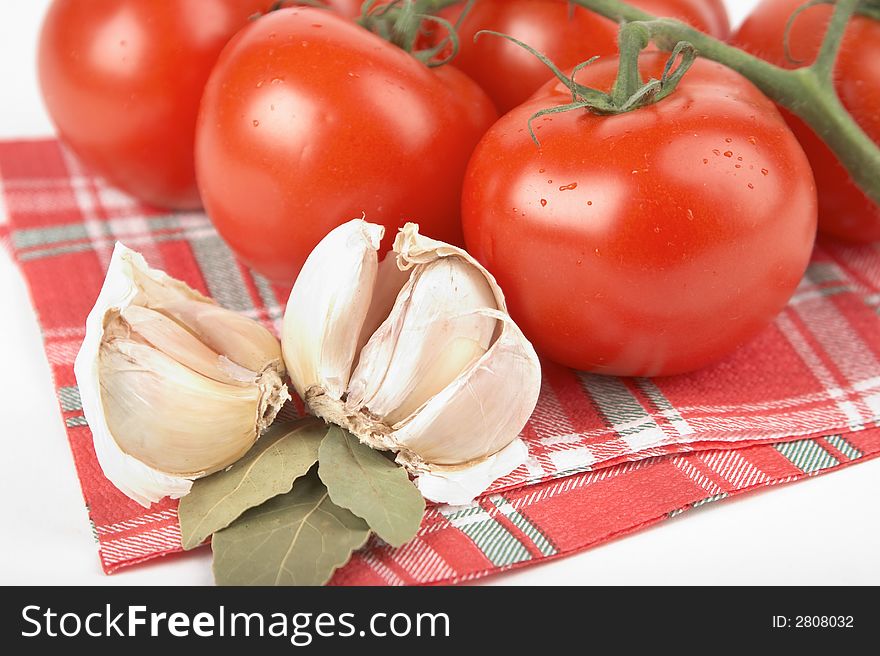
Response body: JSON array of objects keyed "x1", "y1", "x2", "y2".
[
  {"x1": 154, "y1": 300, "x2": 284, "y2": 376},
  {"x1": 282, "y1": 220, "x2": 383, "y2": 400},
  {"x1": 74, "y1": 242, "x2": 289, "y2": 507},
  {"x1": 390, "y1": 309, "x2": 539, "y2": 466},
  {"x1": 117, "y1": 305, "x2": 246, "y2": 386},
  {"x1": 98, "y1": 339, "x2": 264, "y2": 476},
  {"x1": 346, "y1": 257, "x2": 497, "y2": 424},
  {"x1": 354, "y1": 253, "x2": 411, "y2": 359}
]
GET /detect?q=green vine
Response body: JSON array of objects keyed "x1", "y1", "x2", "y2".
[{"x1": 568, "y1": 0, "x2": 880, "y2": 208}]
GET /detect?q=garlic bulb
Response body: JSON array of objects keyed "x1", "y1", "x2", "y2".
[
  {"x1": 74, "y1": 243, "x2": 290, "y2": 507},
  {"x1": 282, "y1": 220, "x2": 541, "y2": 504}
]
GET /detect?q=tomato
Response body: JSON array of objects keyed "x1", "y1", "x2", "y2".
[
  {"x1": 429, "y1": 0, "x2": 731, "y2": 113},
  {"x1": 733, "y1": 0, "x2": 880, "y2": 243},
  {"x1": 37, "y1": 0, "x2": 278, "y2": 209},
  {"x1": 461, "y1": 54, "x2": 817, "y2": 377},
  {"x1": 37, "y1": 0, "x2": 359, "y2": 210},
  {"x1": 196, "y1": 8, "x2": 497, "y2": 285}
]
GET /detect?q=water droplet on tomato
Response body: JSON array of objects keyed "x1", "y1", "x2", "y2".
[
  {"x1": 256, "y1": 81, "x2": 263, "y2": 88},
  {"x1": 547, "y1": 179, "x2": 553, "y2": 184},
  {"x1": 761, "y1": 168, "x2": 769, "y2": 176},
  {"x1": 270, "y1": 104, "x2": 275, "y2": 111},
  {"x1": 748, "y1": 136, "x2": 757, "y2": 145},
  {"x1": 540, "y1": 199, "x2": 547, "y2": 207},
  {"x1": 587, "y1": 201, "x2": 593, "y2": 206},
  {"x1": 735, "y1": 164, "x2": 741, "y2": 169},
  {"x1": 724, "y1": 151, "x2": 733, "y2": 158},
  {"x1": 271, "y1": 77, "x2": 284, "y2": 84},
  {"x1": 725, "y1": 138, "x2": 732, "y2": 143},
  {"x1": 559, "y1": 183, "x2": 577, "y2": 191},
  {"x1": 703, "y1": 159, "x2": 708, "y2": 164},
  {"x1": 748, "y1": 183, "x2": 754, "y2": 189},
  {"x1": 252, "y1": 119, "x2": 260, "y2": 127},
  {"x1": 713, "y1": 149, "x2": 720, "y2": 156},
  {"x1": 539, "y1": 168, "x2": 545, "y2": 173}
]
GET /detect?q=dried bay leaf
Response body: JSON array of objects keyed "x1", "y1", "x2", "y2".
[
  {"x1": 178, "y1": 418, "x2": 328, "y2": 550},
  {"x1": 211, "y1": 471, "x2": 370, "y2": 586},
  {"x1": 318, "y1": 426, "x2": 425, "y2": 548}
]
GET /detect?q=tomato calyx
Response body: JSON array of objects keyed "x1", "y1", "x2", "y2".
[
  {"x1": 479, "y1": 22, "x2": 696, "y2": 144},
  {"x1": 356, "y1": 0, "x2": 467, "y2": 67}
]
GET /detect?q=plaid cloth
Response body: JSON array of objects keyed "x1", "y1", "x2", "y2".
[{"x1": 2, "y1": 139, "x2": 879, "y2": 581}]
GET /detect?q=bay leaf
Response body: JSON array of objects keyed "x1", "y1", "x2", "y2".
[
  {"x1": 318, "y1": 426, "x2": 425, "y2": 548},
  {"x1": 178, "y1": 418, "x2": 328, "y2": 550},
  {"x1": 211, "y1": 471, "x2": 370, "y2": 586}
]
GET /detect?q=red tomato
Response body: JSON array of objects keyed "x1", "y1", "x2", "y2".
[
  {"x1": 462, "y1": 54, "x2": 817, "y2": 377},
  {"x1": 37, "y1": 0, "x2": 276, "y2": 209},
  {"x1": 734, "y1": 0, "x2": 880, "y2": 243},
  {"x1": 430, "y1": 0, "x2": 731, "y2": 113},
  {"x1": 196, "y1": 8, "x2": 497, "y2": 284}
]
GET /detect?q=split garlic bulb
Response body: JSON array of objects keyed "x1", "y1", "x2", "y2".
[
  {"x1": 74, "y1": 243, "x2": 290, "y2": 507},
  {"x1": 282, "y1": 220, "x2": 541, "y2": 504}
]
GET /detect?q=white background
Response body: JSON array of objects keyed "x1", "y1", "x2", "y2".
[{"x1": 1, "y1": 0, "x2": 878, "y2": 586}]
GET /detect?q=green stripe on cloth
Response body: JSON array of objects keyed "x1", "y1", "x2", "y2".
[
  {"x1": 65, "y1": 416, "x2": 88, "y2": 428},
  {"x1": 774, "y1": 439, "x2": 839, "y2": 474},
  {"x1": 16, "y1": 228, "x2": 210, "y2": 262},
  {"x1": 57, "y1": 386, "x2": 82, "y2": 412},
  {"x1": 18, "y1": 240, "x2": 108, "y2": 261},
  {"x1": 13, "y1": 223, "x2": 90, "y2": 249},
  {"x1": 692, "y1": 492, "x2": 729, "y2": 508},
  {"x1": 189, "y1": 235, "x2": 254, "y2": 313},
  {"x1": 252, "y1": 272, "x2": 284, "y2": 323},
  {"x1": 439, "y1": 505, "x2": 531, "y2": 568},
  {"x1": 12, "y1": 214, "x2": 192, "y2": 250},
  {"x1": 668, "y1": 492, "x2": 730, "y2": 518},
  {"x1": 824, "y1": 434, "x2": 863, "y2": 460},
  {"x1": 578, "y1": 374, "x2": 647, "y2": 428},
  {"x1": 578, "y1": 373, "x2": 665, "y2": 449},
  {"x1": 489, "y1": 496, "x2": 557, "y2": 558},
  {"x1": 635, "y1": 378, "x2": 694, "y2": 437},
  {"x1": 805, "y1": 262, "x2": 845, "y2": 285}
]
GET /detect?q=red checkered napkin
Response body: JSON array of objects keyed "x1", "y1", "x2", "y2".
[{"x1": 2, "y1": 139, "x2": 879, "y2": 582}]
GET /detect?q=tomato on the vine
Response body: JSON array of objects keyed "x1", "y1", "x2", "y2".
[
  {"x1": 196, "y1": 7, "x2": 497, "y2": 285},
  {"x1": 429, "y1": 0, "x2": 731, "y2": 113},
  {"x1": 734, "y1": 0, "x2": 880, "y2": 243},
  {"x1": 462, "y1": 54, "x2": 817, "y2": 377},
  {"x1": 37, "y1": 0, "x2": 278, "y2": 209}
]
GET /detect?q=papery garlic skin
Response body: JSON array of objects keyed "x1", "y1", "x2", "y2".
[
  {"x1": 282, "y1": 220, "x2": 542, "y2": 504},
  {"x1": 74, "y1": 243, "x2": 289, "y2": 507}
]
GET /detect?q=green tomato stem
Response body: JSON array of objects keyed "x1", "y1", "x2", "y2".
[
  {"x1": 813, "y1": 0, "x2": 858, "y2": 84},
  {"x1": 570, "y1": 0, "x2": 880, "y2": 209},
  {"x1": 610, "y1": 22, "x2": 649, "y2": 104}
]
